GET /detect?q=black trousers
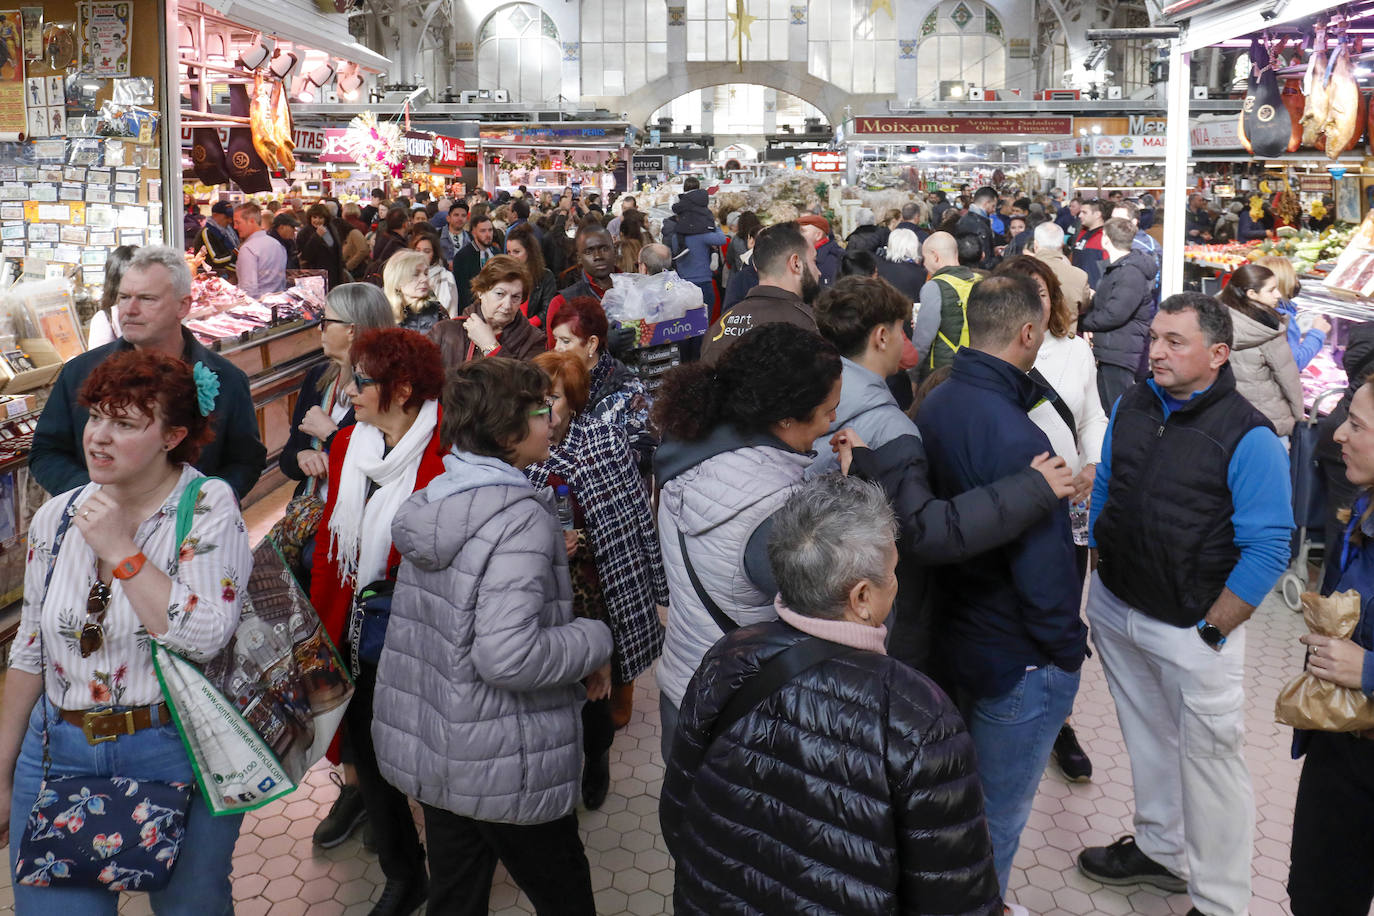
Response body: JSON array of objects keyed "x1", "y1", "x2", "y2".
[
  {"x1": 421, "y1": 806, "x2": 595, "y2": 916},
  {"x1": 1289, "y1": 730, "x2": 1374, "y2": 915},
  {"x1": 345, "y1": 660, "x2": 425, "y2": 885},
  {"x1": 582, "y1": 696, "x2": 614, "y2": 759}
]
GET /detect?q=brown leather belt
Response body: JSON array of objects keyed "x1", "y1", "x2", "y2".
[{"x1": 59, "y1": 704, "x2": 171, "y2": 745}]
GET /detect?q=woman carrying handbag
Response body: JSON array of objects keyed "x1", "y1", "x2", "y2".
[{"x1": 0, "y1": 351, "x2": 251, "y2": 913}]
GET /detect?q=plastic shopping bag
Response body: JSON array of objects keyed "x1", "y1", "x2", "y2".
[
  {"x1": 153, "y1": 480, "x2": 353, "y2": 815},
  {"x1": 1275, "y1": 590, "x2": 1374, "y2": 732}
]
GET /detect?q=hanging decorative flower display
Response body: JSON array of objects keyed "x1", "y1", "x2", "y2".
[{"x1": 343, "y1": 111, "x2": 407, "y2": 179}]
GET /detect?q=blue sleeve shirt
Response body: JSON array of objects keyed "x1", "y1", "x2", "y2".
[
  {"x1": 1280, "y1": 300, "x2": 1326, "y2": 370},
  {"x1": 1089, "y1": 390, "x2": 1294, "y2": 608}
]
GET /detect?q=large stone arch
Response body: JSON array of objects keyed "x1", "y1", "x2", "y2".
[{"x1": 609, "y1": 62, "x2": 862, "y2": 128}]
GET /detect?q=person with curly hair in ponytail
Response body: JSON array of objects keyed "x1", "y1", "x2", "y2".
[{"x1": 652, "y1": 322, "x2": 842, "y2": 763}]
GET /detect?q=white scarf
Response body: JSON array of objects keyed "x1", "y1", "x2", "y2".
[{"x1": 327, "y1": 398, "x2": 439, "y2": 589}]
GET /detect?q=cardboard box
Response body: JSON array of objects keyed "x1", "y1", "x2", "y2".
[
  {"x1": 621, "y1": 305, "x2": 709, "y2": 350},
  {"x1": 0, "y1": 339, "x2": 64, "y2": 394}
]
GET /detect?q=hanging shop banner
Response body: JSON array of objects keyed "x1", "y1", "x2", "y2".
[
  {"x1": 632, "y1": 154, "x2": 665, "y2": 172},
  {"x1": 403, "y1": 130, "x2": 434, "y2": 164},
  {"x1": 808, "y1": 152, "x2": 845, "y2": 172},
  {"x1": 432, "y1": 135, "x2": 464, "y2": 168},
  {"x1": 0, "y1": 9, "x2": 24, "y2": 138},
  {"x1": 851, "y1": 116, "x2": 1073, "y2": 136},
  {"x1": 1190, "y1": 119, "x2": 1245, "y2": 151},
  {"x1": 319, "y1": 128, "x2": 352, "y2": 163},
  {"x1": 77, "y1": 1, "x2": 132, "y2": 79}
]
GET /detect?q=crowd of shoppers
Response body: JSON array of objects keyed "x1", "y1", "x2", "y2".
[{"x1": 5, "y1": 180, "x2": 1356, "y2": 916}]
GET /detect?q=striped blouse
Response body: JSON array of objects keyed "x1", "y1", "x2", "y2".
[{"x1": 9, "y1": 466, "x2": 250, "y2": 710}]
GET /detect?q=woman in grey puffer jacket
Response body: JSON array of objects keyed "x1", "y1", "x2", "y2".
[
  {"x1": 652, "y1": 322, "x2": 843, "y2": 762},
  {"x1": 372, "y1": 357, "x2": 613, "y2": 916}
]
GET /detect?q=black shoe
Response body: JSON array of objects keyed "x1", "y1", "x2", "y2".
[
  {"x1": 313, "y1": 775, "x2": 368, "y2": 848},
  {"x1": 1053, "y1": 724, "x2": 1093, "y2": 782},
  {"x1": 362, "y1": 820, "x2": 376, "y2": 852},
  {"x1": 368, "y1": 875, "x2": 428, "y2": 916},
  {"x1": 583, "y1": 751, "x2": 610, "y2": 810},
  {"x1": 1078, "y1": 835, "x2": 1187, "y2": 892}
]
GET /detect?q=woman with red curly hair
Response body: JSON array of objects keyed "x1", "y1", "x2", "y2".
[
  {"x1": 310, "y1": 327, "x2": 445, "y2": 912},
  {"x1": 551, "y1": 295, "x2": 656, "y2": 476},
  {"x1": 1, "y1": 351, "x2": 251, "y2": 912}
]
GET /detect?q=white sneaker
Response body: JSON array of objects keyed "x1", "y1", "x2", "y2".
[{"x1": 1004, "y1": 905, "x2": 1030, "y2": 916}]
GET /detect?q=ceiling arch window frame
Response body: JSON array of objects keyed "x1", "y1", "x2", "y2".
[
  {"x1": 685, "y1": 0, "x2": 790, "y2": 63},
  {"x1": 806, "y1": 0, "x2": 898, "y2": 95},
  {"x1": 476, "y1": 3, "x2": 562, "y2": 103},
  {"x1": 914, "y1": 0, "x2": 1006, "y2": 100},
  {"x1": 581, "y1": 0, "x2": 669, "y2": 96}
]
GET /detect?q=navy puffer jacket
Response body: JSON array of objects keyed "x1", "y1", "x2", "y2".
[{"x1": 661, "y1": 620, "x2": 1002, "y2": 916}]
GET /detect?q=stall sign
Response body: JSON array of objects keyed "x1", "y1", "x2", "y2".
[
  {"x1": 1043, "y1": 138, "x2": 1080, "y2": 160},
  {"x1": 851, "y1": 116, "x2": 1073, "y2": 136},
  {"x1": 808, "y1": 152, "x2": 845, "y2": 172},
  {"x1": 1128, "y1": 115, "x2": 1169, "y2": 135},
  {"x1": 479, "y1": 125, "x2": 614, "y2": 144},
  {"x1": 1095, "y1": 135, "x2": 1167, "y2": 156},
  {"x1": 292, "y1": 128, "x2": 326, "y2": 157},
  {"x1": 1190, "y1": 119, "x2": 1244, "y2": 150},
  {"x1": 404, "y1": 131, "x2": 434, "y2": 164},
  {"x1": 632, "y1": 154, "x2": 665, "y2": 172},
  {"x1": 319, "y1": 128, "x2": 353, "y2": 163},
  {"x1": 432, "y1": 135, "x2": 464, "y2": 167},
  {"x1": 1298, "y1": 175, "x2": 1334, "y2": 193}
]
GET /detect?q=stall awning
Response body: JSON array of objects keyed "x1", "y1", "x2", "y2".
[
  {"x1": 188, "y1": 0, "x2": 391, "y2": 71},
  {"x1": 1170, "y1": 0, "x2": 1357, "y2": 52}
]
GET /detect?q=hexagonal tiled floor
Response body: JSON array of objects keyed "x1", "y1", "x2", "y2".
[{"x1": 0, "y1": 487, "x2": 1347, "y2": 914}]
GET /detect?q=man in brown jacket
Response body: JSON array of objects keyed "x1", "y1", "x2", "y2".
[
  {"x1": 701, "y1": 221, "x2": 821, "y2": 364},
  {"x1": 1031, "y1": 220, "x2": 1092, "y2": 324}
]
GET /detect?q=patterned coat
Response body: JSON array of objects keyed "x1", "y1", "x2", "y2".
[
  {"x1": 528, "y1": 415, "x2": 668, "y2": 683},
  {"x1": 588, "y1": 351, "x2": 656, "y2": 478}
]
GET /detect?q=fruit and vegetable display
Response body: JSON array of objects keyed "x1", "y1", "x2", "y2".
[{"x1": 1185, "y1": 224, "x2": 1356, "y2": 274}]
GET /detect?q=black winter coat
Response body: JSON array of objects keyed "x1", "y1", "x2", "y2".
[
  {"x1": 1079, "y1": 249, "x2": 1156, "y2": 372},
  {"x1": 876, "y1": 257, "x2": 927, "y2": 304},
  {"x1": 849, "y1": 440, "x2": 1059, "y2": 678},
  {"x1": 955, "y1": 210, "x2": 999, "y2": 271},
  {"x1": 661, "y1": 620, "x2": 1002, "y2": 916}
]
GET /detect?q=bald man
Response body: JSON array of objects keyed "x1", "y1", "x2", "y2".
[
  {"x1": 638, "y1": 243, "x2": 672, "y2": 275},
  {"x1": 913, "y1": 231, "x2": 980, "y2": 376}
]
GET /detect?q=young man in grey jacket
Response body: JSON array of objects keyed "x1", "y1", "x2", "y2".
[{"x1": 811, "y1": 275, "x2": 1076, "y2": 674}]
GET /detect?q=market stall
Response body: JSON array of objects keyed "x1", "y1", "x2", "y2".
[{"x1": 477, "y1": 122, "x2": 632, "y2": 197}]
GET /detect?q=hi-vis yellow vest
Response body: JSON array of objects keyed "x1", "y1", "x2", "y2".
[{"x1": 929, "y1": 270, "x2": 977, "y2": 369}]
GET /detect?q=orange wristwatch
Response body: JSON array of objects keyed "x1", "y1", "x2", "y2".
[{"x1": 112, "y1": 552, "x2": 147, "y2": 580}]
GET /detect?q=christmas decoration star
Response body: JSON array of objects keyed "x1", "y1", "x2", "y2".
[
  {"x1": 729, "y1": 0, "x2": 758, "y2": 42},
  {"x1": 868, "y1": 0, "x2": 894, "y2": 16}
]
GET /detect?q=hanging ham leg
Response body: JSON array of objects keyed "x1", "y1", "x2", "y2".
[
  {"x1": 1301, "y1": 32, "x2": 1329, "y2": 148},
  {"x1": 1323, "y1": 40, "x2": 1362, "y2": 158},
  {"x1": 250, "y1": 72, "x2": 280, "y2": 170},
  {"x1": 271, "y1": 80, "x2": 296, "y2": 173}
]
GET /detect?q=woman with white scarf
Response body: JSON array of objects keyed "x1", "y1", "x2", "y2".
[{"x1": 309, "y1": 327, "x2": 446, "y2": 915}]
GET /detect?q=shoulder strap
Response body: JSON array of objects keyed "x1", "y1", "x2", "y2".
[
  {"x1": 37, "y1": 491, "x2": 82, "y2": 777},
  {"x1": 677, "y1": 527, "x2": 738, "y2": 635},
  {"x1": 705, "y1": 637, "x2": 853, "y2": 747},
  {"x1": 44, "y1": 492, "x2": 82, "y2": 594},
  {"x1": 1028, "y1": 369, "x2": 1079, "y2": 449},
  {"x1": 175, "y1": 476, "x2": 215, "y2": 552}
]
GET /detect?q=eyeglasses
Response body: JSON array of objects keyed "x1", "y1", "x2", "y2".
[
  {"x1": 352, "y1": 372, "x2": 378, "y2": 390},
  {"x1": 80, "y1": 580, "x2": 112, "y2": 658},
  {"x1": 320, "y1": 317, "x2": 351, "y2": 327},
  {"x1": 528, "y1": 397, "x2": 556, "y2": 419}
]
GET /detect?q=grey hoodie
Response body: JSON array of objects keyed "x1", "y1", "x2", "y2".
[
  {"x1": 371, "y1": 449, "x2": 613, "y2": 825},
  {"x1": 809, "y1": 357, "x2": 920, "y2": 476}
]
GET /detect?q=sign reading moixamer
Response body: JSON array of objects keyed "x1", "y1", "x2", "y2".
[{"x1": 852, "y1": 116, "x2": 1074, "y2": 136}]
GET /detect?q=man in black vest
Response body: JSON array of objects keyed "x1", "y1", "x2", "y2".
[{"x1": 1078, "y1": 292, "x2": 1293, "y2": 916}]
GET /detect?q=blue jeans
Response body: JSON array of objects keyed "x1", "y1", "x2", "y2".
[
  {"x1": 9, "y1": 698, "x2": 243, "y2": 915},
  {"x1": 967, "y1": 664, "x2": 1080, "y2": 894}
]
